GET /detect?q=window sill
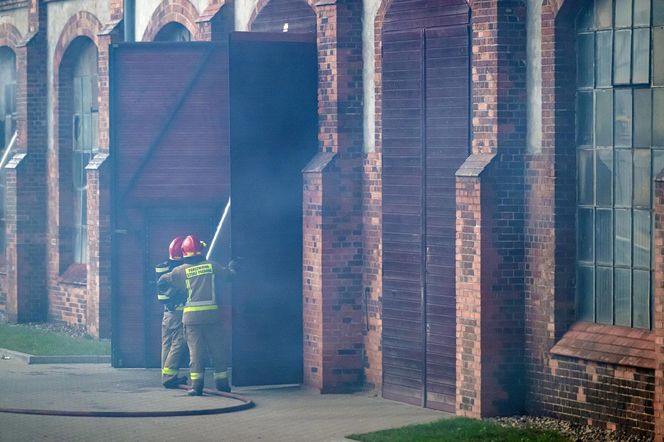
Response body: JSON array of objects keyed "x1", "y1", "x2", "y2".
[
  {"x1": 59, "y1": 263, "x2": 87, "y2": 286},
  {"x1": 550, "y1": 322, "x2": 654, "y2": 369}
]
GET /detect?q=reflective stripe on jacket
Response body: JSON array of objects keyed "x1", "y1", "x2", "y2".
[{"x1": 158, "y1": 257, "x2": 232, "y2": 325}]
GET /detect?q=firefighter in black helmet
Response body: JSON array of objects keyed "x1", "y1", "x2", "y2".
[
  {"x1": 158, "y1": 234, "x2": 235, "y2": 396},
  {"x1": 155, "y1": 236, "x2": 188, "y2": 389}
]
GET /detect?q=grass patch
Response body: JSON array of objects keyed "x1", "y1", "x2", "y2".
[
  {"x1": 347, "y1": 417, "x2": 570, "y2": 442},
  {"x1": 0, "y1": 323, "x2": 110, "y2": 356}
]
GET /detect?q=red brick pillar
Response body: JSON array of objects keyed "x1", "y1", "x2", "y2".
[
  {"x1": 196, "y1": 3, "x2": 234, "y2": 42},
  {"x1": 654, "y1": 175, "x2": 664, "y2": 441},
  {"x1": 455, "y1": 0, "x2": 527, "y2": 417},
  {"x1": 84, "y1": 21, "x2": 121, "y2": 338},
  {"x1": 301, "y1": 0, "x2": 364, "y2": 392},
  {"x1": 5, "y1": 5, "x2": 48, "y2": 323}
]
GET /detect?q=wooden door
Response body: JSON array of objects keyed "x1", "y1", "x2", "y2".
[{"x1": 381, "y1": 0, "x2": 470, "y2": 412}]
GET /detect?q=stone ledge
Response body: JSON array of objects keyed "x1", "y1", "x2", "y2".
[
  {"x1": 550, "y1": 322, "x2": 654, "y2": 369},
  {"x1": 0, "y1": 347, "x2": 110, "y2": 364}
]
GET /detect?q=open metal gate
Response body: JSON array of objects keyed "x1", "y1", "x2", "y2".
[{"x1": 110, "y1": 34, "x2": 317, "y2": 387}]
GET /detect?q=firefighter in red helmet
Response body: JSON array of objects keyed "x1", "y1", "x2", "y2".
[
  {"x1": 155, "y1": 236, "x2": 188, "y2": 389},
  {"x1": 158, "y1": 234, "x2": 235, "y2": 395}
]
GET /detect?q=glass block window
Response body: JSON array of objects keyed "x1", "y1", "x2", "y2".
[
  {"x1": 72, "y1": 42, "x2": 99, "y2": 264},
  {"x1": 576, "y1": 0, "x2": 660, "y2": 329}
]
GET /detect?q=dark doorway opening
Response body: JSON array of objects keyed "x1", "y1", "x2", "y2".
[{"x1": 229, "y1": 32, "x2": 318, "y2": 386}]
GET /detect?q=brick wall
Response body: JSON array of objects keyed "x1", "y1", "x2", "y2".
[
  {"x1": 47, "y1": 11, "x2": 102, "y2": 328},
  {"x1": 300, "y1": 0, "x2": 365, "y2": 392},
  {"x1": 656, "y1": 176, "x2": 664, "y2": 440},
  {"x1": 455, "y1": 0, "x2": 528, "y2": 418},
  {"x1": 523, "y1": 0, "x2": 660, "y2": 437},
  {"x1": 362, "y1": 151, "x2": 381, "y2": 389},
  {"x1": 539, "y1": 355, "x2": 654, "y2": 437},
  {"x1": 3, "y1": 2, "x2": 49, "y2": 323}
]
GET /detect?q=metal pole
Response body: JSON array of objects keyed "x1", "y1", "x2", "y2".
[{"x1": 206, "y1": 197, "x2": 231, "y2": 260}]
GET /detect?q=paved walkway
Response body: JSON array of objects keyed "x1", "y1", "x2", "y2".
[{"x1": 0, "y1": 358, "x2": 447, "y2": 441}]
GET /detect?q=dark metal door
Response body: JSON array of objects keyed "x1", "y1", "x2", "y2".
[
  {"x1": 229, "y1": 32, "x2": 317, "y2": 386},
  {"x1": 381, "y1": 0, "x2": 470, "y2": 412},
  {"x1": 110, "y1": 43, "x2": 230, "y2": 367}
]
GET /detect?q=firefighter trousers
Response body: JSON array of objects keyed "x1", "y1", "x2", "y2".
[
  {"x1": 185, "y1": 322, "x2": 228, "y2": 393},
  {"x1": 161, "y1": 310, "x2": 186, "y2": 387}
]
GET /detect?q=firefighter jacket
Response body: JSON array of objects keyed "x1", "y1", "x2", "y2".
[
  {"x1": 155, "y1": 259, "x2": 186, "y2": 312},
  {"x1": 158, "y1": 256, "x2": 234, "y2": 325}
]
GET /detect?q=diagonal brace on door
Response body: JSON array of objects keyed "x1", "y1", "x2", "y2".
[{"x1": 120, "y1": 45, "x2": 217, "y2": 201}]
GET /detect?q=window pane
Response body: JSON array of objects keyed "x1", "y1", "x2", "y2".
[
  {"x1": 654, "y1": 27, "x2": 664, "y2": 86},
  {"x1": 91, "y1": 112, "x2": 98, "y2": 152},
  {"x1": 615, "y1": 208, "x2": 632, "y2": 266},
  {"x1": 633, "y1": 209, "x2": 651, "y2": 267},
  {"x1": 634, "y1": 0, "x2": 651, "y2": 26},
  {"x1": 577, "y1": 265, "x2": 595, "y2": 322},
  {"x1": 614, "y1": 29, "x2": 632, "y2": 84},
  {"x1": 615, "y1": 268, "x2": 631, "y2": 326},
  {"x1": 615, "y1": 149, "x2": 633, "y2": 206},
  {"x1": 615, "y1": 89, "x2": 632, "y2": 147},
  {"x1": 579, "y1": 150, "x2": 595, "y2": 204},
  {"x1": 596, "y1": 266, "x2": 614, "y2": 324},
  {"x1": 596, "y1": 209, "x2": 614, "y2": 264},
  {"x1": 596, "y1": 89, "x2": 614, "y2": 145},
  {"x1": 655, "y1": 0, "x2": 664, "y2": 26},
  {"x1": 578, "y1": 208, "x2": 595, "y2": 262},
  {"x1": 634, "y1": 149, "x2": 651, "y2": 207},
  {"x1": 596, "y1": 31, "x2": 613, "y2": 88},
  {"x1": 633, "y1": 269, "x2": 650, "y2": 328},
  {"x1": 632, "y1": 28, "x2": 651, "y2": 84},
  {"x1": 655, "y1": 88, "x2": 664, "y2": 145},
  {"x1": 634, "y1": 88, "x2": 652, "y2": 147},
  {"x1": 596, "y1": 148, "x2": 614, "y2": 206},
  {"x1": 596, "y1": 0, "x2": 614, "y2": 29},
  {"x1": 654, "y1": 149, "x2": 664, "y2": 178},
  {"x1": 577, "y1": 91, "x2": 594, "y2": 145},
  {"x1": 82, "y1": 114, "x2": 91, "y2": 151},
  {"x1": 578, "y1": 33, "x2": 595, "y2": 87},
  {"x1": 578, "y1": 4, "x2": 595, "y2": 30},
  {"x1": 615, "y1": 0, "x2": 632, "y2": 28},
  {"x1": 73, "y1": 77, "x2": 82, "y2": 112}
]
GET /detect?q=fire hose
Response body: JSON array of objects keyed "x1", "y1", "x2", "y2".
[{"x1": 0, "y1": 385, "x2": 254, "y2": 417}]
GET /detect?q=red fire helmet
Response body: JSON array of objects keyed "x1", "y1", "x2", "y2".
[
  {"x1": 169, "y1": 236, "x2": 185, "y2": 261},
  {"x1": 182, "y1": 234, "x2": 205, "y2": 258}
]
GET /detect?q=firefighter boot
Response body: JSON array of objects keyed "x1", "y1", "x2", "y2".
[
  {"x1": 215, "y1": 378, "x2": 230, "y2": 393},
  {"x1": 187, "y1": 388, "x2": 203, "y2": 396},
  {"x1": 163, "y1": 375, "x2": 187, "y2": 389},
  {"x1": 214, "y1": 371, "x2": 230, "y2": 393}
]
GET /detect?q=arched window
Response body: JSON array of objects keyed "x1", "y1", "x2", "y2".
[
  {"x1": 71, "y1": 41, "x2": 98, "y2": 264},
  {"x1": 576, "y1": 0, "x2": 663, "y2": 328},
  {"x1": 0, "y1": 47, "x2": 16, "y2": 255},
  {"x1": 154, "y1": 22, "x2": 191, "y2": 42}
]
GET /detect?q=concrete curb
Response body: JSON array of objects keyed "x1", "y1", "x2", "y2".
[{"x1": 0, "y1": 348, "x2": 110, "y2": 364}]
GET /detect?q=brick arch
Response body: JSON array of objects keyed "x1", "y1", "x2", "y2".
[
  {"x1": 248, "y1": 0, "x2": 316, "y2": 33},
  {"x1": 53, "y1": 11, "x2": 101, "y2": 75},
  {"x1": 142, "y1": 0, "x2": 199, "y2": 42},
  {"x1": 0, "y1": 23, "x2": 22, "y2": 50}
]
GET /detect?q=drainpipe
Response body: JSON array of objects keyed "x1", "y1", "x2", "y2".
[{"x1": 124, "y1": 0, "x2": 135, "y2": 42}]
